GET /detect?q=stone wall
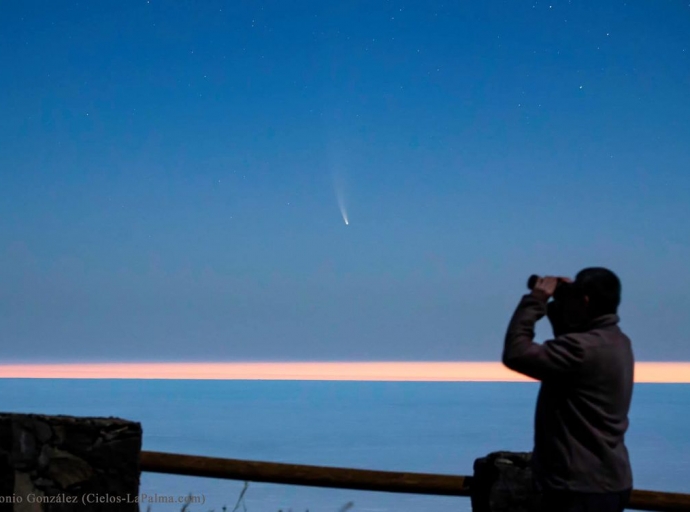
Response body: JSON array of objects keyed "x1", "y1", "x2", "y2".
[
  {"x1": 0, "y1": 413, "x2": 142, "y2": 511},
  {"x1": 470, "y1": 451, "x2": 540, "y2": 512}
]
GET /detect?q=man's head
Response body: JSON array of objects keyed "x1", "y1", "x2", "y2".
[
  {"x1": 573, "y1": 267, "x2": 622, "y2": 318},
  {"x1": 546, "y1": 267, "x2": 621, "y2": 335}
]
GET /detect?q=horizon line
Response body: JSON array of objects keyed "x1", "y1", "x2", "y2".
[{"x1": 1, "y1": 361, "x2": 689, "y2": 383}]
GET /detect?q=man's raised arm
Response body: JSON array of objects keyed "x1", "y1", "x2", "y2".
[{"x1": 502, "y1": 277, "x2": 585, "y2": 381}]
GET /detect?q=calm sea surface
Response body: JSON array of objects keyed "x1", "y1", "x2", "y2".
[{"x1": 1, "y1": 380, "x2": 688, "y2": 512}]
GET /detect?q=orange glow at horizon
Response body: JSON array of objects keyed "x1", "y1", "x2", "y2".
[{"x1": 0, "y1": 362, "x2": 689, "y2": 383}]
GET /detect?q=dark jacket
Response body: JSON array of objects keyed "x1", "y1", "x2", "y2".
[{"x1": 503, "y1": 293, "x2": 634, "y2": 493}]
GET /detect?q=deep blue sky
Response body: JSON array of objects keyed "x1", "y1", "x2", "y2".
[{"x1": 1, "y1": 1, "x2": 689, "y2": 362}]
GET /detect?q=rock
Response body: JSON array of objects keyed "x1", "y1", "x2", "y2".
[
  {"x1": 14, "y1": 471, "x2": 44, "y2": 512},
  {"x1": 42, "y1": 446, "x2": 94, "y2": 489},
  {"x1": 34, "y1": 421, "x2": 53, "y2": 444},
  {"x1": 0, "y1": 412, "x2": 142, "y2": 511}
]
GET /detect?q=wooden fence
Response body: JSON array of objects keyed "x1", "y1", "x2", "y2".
[{"x1": 140, "y1": 451, "x2": 690, "y2": 512}]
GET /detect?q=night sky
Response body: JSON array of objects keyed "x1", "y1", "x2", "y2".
[{"x1": 1, "y1": 1, "x2": 689, "y2": 362}]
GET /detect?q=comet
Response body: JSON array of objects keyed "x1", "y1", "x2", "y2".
[
  {"x1": 336, "y1": 188, "x2": 349, "y2": 225},
  {"x1": 332, "y1": 171, "x2": 349, "y2": 226}
]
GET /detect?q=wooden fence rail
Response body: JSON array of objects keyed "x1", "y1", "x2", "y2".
[{"x1": 139, "y1": 451, "x2": 690, "y2": 512}]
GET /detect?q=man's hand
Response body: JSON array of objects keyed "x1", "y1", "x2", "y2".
[{"x1": 530, "y1": 276, "x2": 572, "y2": 301}]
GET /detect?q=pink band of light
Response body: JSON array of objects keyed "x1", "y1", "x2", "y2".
[{"x1": 0, "y1": 362, "x2": 688, "y2": 382}]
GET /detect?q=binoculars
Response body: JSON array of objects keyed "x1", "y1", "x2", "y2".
[{"x1": 527, "y1": 274, "x2": 573, "y2": 296}]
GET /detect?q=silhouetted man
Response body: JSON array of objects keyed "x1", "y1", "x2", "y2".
[{"x1": 503, "y1": 268, "x2": 634, "y2": 512}]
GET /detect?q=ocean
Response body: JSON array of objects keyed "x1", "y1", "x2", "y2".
[{"x1": 1, "y1": 379, "x2": 688, "y2": 512}]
